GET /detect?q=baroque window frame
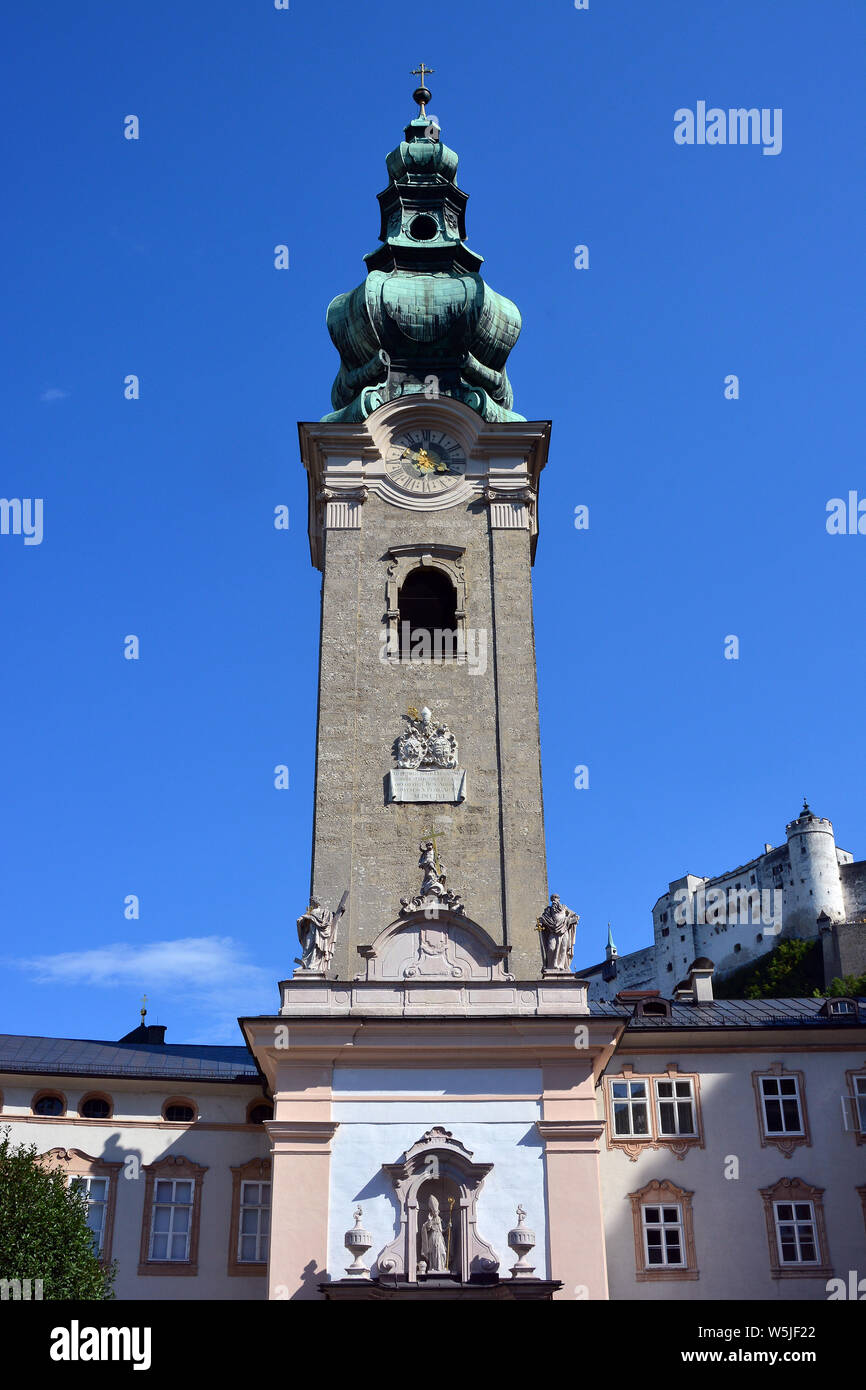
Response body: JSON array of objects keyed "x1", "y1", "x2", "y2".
[
  {"x1": 844, "y1": 1065, "x2": 866, "y2": 1144},
  {"x1": 605, "y1": 1063, "x2": 704, "y2": 1162},
  {"x1": 138, "y1": 1153, "x2": 208, "y2": 1277},
  {"x1": 759, "y1": 1176, "x2": 831, "y2": 1280},
  {"x1": 628, "y1": 1178, "x2": 699, "y2": 1282},
  {"x1": 752, "y1": 1063, "x2": 810, "y2": 1159},
  {"x1": 383, "y1": 544, "x2": 467, "y2": 665},
  {"x1": 227, "y1": 1156, "x2": 272, "y2": 1277},
  {"x1": 43, "y1": 1147, "x2": 122, "y2": 1265}
]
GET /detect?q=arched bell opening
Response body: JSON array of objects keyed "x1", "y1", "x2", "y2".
[{"x1": 398, "y1": 566, "x2": 458, "y2": 660}]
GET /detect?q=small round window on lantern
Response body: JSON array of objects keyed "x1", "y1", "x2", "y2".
[{"x1": 409, "y1": 214, "x2": 438, "y2": 241}]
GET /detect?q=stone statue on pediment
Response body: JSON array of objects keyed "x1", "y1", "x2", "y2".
[
  {"x1": 399, "y1": 842, "x2": 464, "y2": 916},
  {"x1": 295, "y1": 893, "x2": 346, "y2": 974},
  {"x1": 537, "y1": 893, "x2": 579, "y2": 973}
]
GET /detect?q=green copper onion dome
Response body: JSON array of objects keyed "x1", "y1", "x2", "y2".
[{"x1": 321, "y1": 73, "x2": 524, "y2": 424}]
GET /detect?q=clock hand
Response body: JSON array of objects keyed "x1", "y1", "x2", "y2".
[{"x1": 401, "y1": 447, "x2": 438, "y2": 472}]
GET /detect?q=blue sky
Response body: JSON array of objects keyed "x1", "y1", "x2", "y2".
[{"x1": 2, "y1": 1, "x2": 863, "y2": 1042}]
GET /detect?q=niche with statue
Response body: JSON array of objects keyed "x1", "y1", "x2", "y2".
[{"x1": 376, "y1": 1127, "x2": 500, "y2": 1283}]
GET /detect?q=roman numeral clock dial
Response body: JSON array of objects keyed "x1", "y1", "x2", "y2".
[{"x1": 384, "y1": 430, "x2": 467, "y2": 495}]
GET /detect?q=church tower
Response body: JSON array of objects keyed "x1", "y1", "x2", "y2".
[
  {"x1": 243, "y1": 76, "x2": 619, "y2": 1303},
  {"x1": 298, "y1": 74, "x2": 550, "y2": 979}
]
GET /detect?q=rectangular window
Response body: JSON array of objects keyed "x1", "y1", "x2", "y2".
[
  {"x1": 759, "y1": 1076, "x2": 804, "y2": 1135},
  {"x1": 642, "y1": 1204, "x2": 685, "y2": 1268},
  {"x1": 773, "y1": 1201, "x2": 819, "y2": 1265},
  {"x1": 655, "y1": 1078, "x2": 696, "y2": 1137},
  {"x1": 611, "y1": 1080, "x2": 649, "y2": 1137},
  {"x1": 149, "y1": 1179, "x2": 193, "y2": 1262},
  {"x1": 238, "y1": 1181, "x2": 271, "y2": 1263},
  {"x1": 855, "y1": 1077, "x2": 866, "y2": 1134},
  {"x1": 69, "y1": 1176, "x2": 108, "y2": 1256}
]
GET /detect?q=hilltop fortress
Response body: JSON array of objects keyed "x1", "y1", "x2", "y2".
[{"x1": 578, "y1": 801, "x2": 866, "y2": 999}]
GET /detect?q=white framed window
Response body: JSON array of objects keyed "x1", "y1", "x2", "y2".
[
  {"x1": 69, "y1": 1175, "x2": 109, "y2": 1255},
  {"x1": 611, "y1": 1079, "x2": 649, "y2": 1137},
  {"x1": 854, "y1": 1076, "x2": 866, "y2": 1133},
  {"x1": 149, "y1": 1178, "x2": 193, "y2": 1262},
  {"x1": 654, "y1": 1078, "x2": 696, "y2": 1137},
  {"x1": 238, "y1": 1181, "x2": 271, "y2": 1263},
  {"x1": 642, "y1": 1202, "x2": 685, "y2": 1268},
  {"x1": 759, "y1": 1075, "x2": 804, "y2": 1136},
  {"x1": 773, "y1": 1200, "x2": 819, "y2": 1265}
]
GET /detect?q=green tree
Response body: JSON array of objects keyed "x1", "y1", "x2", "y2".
[
  {"x1": 817, "y1": 972, "x2": 866, "y2": 999},
  {"x1": 0, "y1": 1127, "x2": 115, "y2": 1299},
  {"x1": 742, "y1": 938, "x2": 821, "y2": 999}
]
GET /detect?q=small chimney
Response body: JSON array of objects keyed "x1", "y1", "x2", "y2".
[
  {"x1": 118, "y1": 1023, "x2": 167, "y2": 1045},
  {"x1": 687, "y1": 957, "x2": 714, "y2": 1002},
  {"x1": 119, "y1": 996, "x2": 166, "y2": 1045}
]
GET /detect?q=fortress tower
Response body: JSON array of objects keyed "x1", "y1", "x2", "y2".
[{"x1": 784, "y1": 800, "x2": 846, "y2": 936}]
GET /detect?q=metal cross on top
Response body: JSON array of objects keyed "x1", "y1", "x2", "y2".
[{"x1": 411, "y1": 63, "x2": 434, "y2": 117}]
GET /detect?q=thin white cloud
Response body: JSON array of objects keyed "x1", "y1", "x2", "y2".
[
  {"x1": 40, "y1": 388, "x2": 70, "y2": 402},
  {"x1": 11, "y1": 936, "x2": 277, "y2": 1042}
]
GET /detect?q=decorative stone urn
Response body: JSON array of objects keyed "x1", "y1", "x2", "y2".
[
  {"x1": 507, "y1": 1205, "x2": 536, "y2": 1278},
  {"x1": 344, "y1": 1206, "x2": 373, "y2": 1278}
]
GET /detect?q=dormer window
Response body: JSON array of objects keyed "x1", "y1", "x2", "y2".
[{"x1": 825, "y1": 998, "x2": 856, "y2": 1018}]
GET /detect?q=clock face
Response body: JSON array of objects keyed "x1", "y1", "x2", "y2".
[{"x1": 384, "y1": 429, "x2": 467, "y2": 494}]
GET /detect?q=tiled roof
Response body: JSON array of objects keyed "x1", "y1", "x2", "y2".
[
  {"x1": 0, "y1": 1035, "x2": 259, "y2": 1083},
  {"x1": 590, "y1": 997, "x2": 866, "y2": 1029}
]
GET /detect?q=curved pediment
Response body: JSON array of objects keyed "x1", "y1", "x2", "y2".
[{"x1": 356, "y1": 911, "x2": 514, "y2": 982}]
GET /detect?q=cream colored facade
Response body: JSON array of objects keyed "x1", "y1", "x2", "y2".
[
  {"x1": 3, "y1": 991, "x2": 865, "y2": 1300},
  {"x1": 598, "y1": 1030, "x2": 866, "y2": 1300},
  {"x1": 0, "y1": 1060, "x2": 269, "y2": 1300}
]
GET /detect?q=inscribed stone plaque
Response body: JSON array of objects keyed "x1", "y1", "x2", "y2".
[{"x1": 386, "y1": 768, "x2": 467, "y2": 804}]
